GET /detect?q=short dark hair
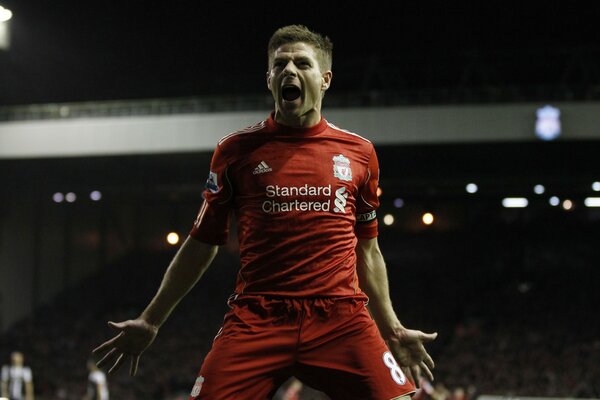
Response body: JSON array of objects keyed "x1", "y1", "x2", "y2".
[{"x1": 268, "y1": 25, "x2": 333, "y2": 71}]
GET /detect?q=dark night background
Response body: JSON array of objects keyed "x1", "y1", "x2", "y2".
[{"x1": 1, "y1": 1, "x2": 599, "y2": 106}]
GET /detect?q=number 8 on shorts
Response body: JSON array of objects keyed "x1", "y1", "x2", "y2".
[{"x1": 383, "y1": 351, "x2": 407, "y2": 385}]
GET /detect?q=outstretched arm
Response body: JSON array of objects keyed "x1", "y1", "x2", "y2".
[
  {"x1": 355, "y1": 237, "x2": 437, "y2": 386},
  {"x1": 93, "y1": 236, "x2": 218, "y2": 375}
]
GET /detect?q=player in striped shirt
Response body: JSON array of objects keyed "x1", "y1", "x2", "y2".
[{"x1": 1, "y1": 352, "x2": 34, "y2": 400}]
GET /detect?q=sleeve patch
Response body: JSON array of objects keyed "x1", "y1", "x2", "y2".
[
  {"x1": 206, "y1": 171, "x2": 219, "y2": 193},
  {"x1": 356, "y1": 210, "x2": 377, "y2": 223}
]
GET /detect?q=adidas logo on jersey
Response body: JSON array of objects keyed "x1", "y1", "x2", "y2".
[{"x1": 253, "y1": 161, "x2": 273, "y2": 175}]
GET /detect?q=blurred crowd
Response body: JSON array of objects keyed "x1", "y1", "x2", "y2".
[{"x1": 1, "y1": 211, "x2": 599, "y2": 399}]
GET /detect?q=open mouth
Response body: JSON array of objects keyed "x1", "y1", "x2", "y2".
[{"x1": 282, "y1": 85, "x2": 301, "y2": 101}]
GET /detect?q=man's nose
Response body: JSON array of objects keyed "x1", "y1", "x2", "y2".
[{"x1": 283, "y1": 61, "x2": 297, "y2": 76}]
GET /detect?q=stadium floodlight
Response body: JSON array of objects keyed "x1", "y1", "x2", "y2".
[
  {"x1": 0, "y1": 5, "x2": 10, "y2": 50},
  {"x1": 533, "y1": 184, "x2": 545, "y2": 194},
  {"x1": 549, "y1": 196, "x2": 560, "y2": 206},
  {"x1": 465, "y1": 183, "x2": 478, "y2": 194},
  {"x1": 0, "y1": 5, "x2": 12, "y2": 22},
  {"x1": 65, "y1": 192, "x2": 77, "y2": 203},
  {"x1": 90, "y1": 190, "x2": 102, "y2": 201},
  {"x1": 584, "y1": 197, "x2": 600, "y2": 207},
  {"x1": 592, "y1": 182, "x2": 600, "y2": 192},
  {"x1": 393, "y1": 198, "x2": 404, "y2": 208},
  {"x1": 502, "y1": 197, "x2": 528, "y2": 208},
  {"x1": 562, "y1": 199, "x2": 573, "y2": 210},
  {"x1": 422, "y1": 212, "x2": 434, "y2": 225},
  {"x1": 167, "y1": 232, "x2": 180, "y2": 245},
  {"x1": 53, "y1": 192, "x2": 64, "y2": 203},
  {"x1": 383, "y1": 214, "x2": 394, "y2": 226}
]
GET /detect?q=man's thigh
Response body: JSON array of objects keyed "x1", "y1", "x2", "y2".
[
  {"x1": 297, "y1": 299, "x2": 416, "y2": 400},
  {"x1": 190, "y1": 297, "x2": 299, "y2": 399}
]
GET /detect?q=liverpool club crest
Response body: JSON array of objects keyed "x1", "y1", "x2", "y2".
[{"x1": 333, "y1": 154, "x2": 352, "y2": 181}]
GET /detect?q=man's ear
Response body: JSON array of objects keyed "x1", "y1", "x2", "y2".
[
  {"x1": 266, "y1": 71, "x2": 272, "y2": 90},
  {"x1": 321, "y1": 71, "x2": 333, "y2": 91}
]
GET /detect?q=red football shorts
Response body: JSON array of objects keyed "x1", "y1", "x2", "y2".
[{"x1": 189, "y1": 295, "x2": 416, "y2": 400}]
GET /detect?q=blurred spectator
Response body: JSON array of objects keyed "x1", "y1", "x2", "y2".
[
  {"x1": 83, "y1": 359, "x2": 108, "y2": 400},
  {"x1": 1, "y1": 351, "x2": 34, "y2": 400}
]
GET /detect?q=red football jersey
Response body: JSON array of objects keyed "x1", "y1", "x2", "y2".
[{"x1": 190, "y1": 113, "x2": 380, "y2": 297}]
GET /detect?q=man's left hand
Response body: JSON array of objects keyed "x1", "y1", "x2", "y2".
[{"x1": 386, "y1": 328, "x2": 437, "y2": 388}]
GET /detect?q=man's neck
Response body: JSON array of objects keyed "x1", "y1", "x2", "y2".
[{"x1": 274, "y1": 109, "x2": 321, "y2": 128}]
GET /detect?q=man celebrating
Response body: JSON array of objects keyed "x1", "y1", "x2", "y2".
[{"x1": 94, "y1": 25, "x2": 436, "y2": 400}]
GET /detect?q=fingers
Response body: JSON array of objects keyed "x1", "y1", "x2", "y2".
[
  {"x1": 108, "y1": 353, "x2": 126, "y2": 375},
  {"x1": 92, "y1": 331, "x2": 124, "y2": 355},
  {"x1": 108, "y1": 320, "x2": 128, "y2": 330},
  {"x1": 423, "y1": 352, "x2": 435, "y2": 370},
  {"x1": 93, "y1": 320, "x2": 147, "y2": 376},
  {"x1": 420, "y1": 361, "x2": 434, "y2": 382},
  {"x1": 130, "y1": 356, "x2": 140, "y2": 376},
  {"x1": 96, "y1": 348, "x2": 141, "y2": 376},
  {"x1": 418, "y1": 331, "x2": 438, "y2": 342},
  {"x1": 95, "y1": 347, "x2": 117, "y2": 369},
  {"x1": 402, "y1": 366, "x2": 417, "y2": 389},
  {"x1": 410, "y1": 365, "x2": 422, "y2": 388},
  {"x1": 93, "y1": 327, "x2": 127, "y2": 372}
]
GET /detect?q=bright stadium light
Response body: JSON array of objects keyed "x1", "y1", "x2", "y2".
[
  {"x1": 502, "y1": 198, "x2": 528, "y2": 208},
  {"x1": 90, "y1": 190, "x2": 102, "y2": 201},
  {"x1": 422, "y1": 212, "x2": 434, "y2": 225},
  {"x1": 53, "y1": 192, "x2": 64, "y2": 203},
  {"x1": 0, "y1": 5, "x2": 11, "y2": 50},
  {"x1": 533, "y1": 184, "x2": 545, "y2": 195},
  {"x1": 465, "y1": 183, "x2": 478, "y2": 194},
  {"x1": 549, "y1": 196, "x2": 560, "y2": 206},
  {"x1": 167, "y1": 232, "x2": 180, "y2": 245},
  {"x1": 584, "y1": 197, "x2": 600, "y2": 207},
  {"x1": 0, "y1": 5, "x2": 13, "y2": 22},
  {"x1": 65, "y1": 192, "x2": 77, "y2": 203},
  {"x1": 376, "y1": 187, "x2": 383, "y2": 197},
  {"x1": 592, "y1": 182, "x2": 600, "y2": 192},
  {"x1": 562, "y1": 199, "x2": 573, "y2": 211},
  {"x1": 393, "y1": 198, "x2": 404, "y2": 208},
  {"x1": 383, "y1": 214, "x2": 394, "y2": 226}
]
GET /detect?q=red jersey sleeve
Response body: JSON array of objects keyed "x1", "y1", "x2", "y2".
[
  {"x1": 189, "y1": 143, "x2": 233, "y2": 245},
  {"x1": 355, "y1": 145, "x2": 380, "y2": 239}
]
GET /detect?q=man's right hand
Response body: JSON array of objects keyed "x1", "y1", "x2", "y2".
[{"x1": 93, "y1": 319, "x2": 158, "y2": 376}]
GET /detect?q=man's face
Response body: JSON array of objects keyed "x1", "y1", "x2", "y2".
[
  {"x1": 11, "y1": 352, "x2": 23, "y2": 366},
  {"x1": 267, "y1": 42, "x2": 332, "y2": 123}
]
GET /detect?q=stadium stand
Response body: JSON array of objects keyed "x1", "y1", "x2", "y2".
[{"x1": 1, "y1": 205, "x2": 598, "y2": 399}]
